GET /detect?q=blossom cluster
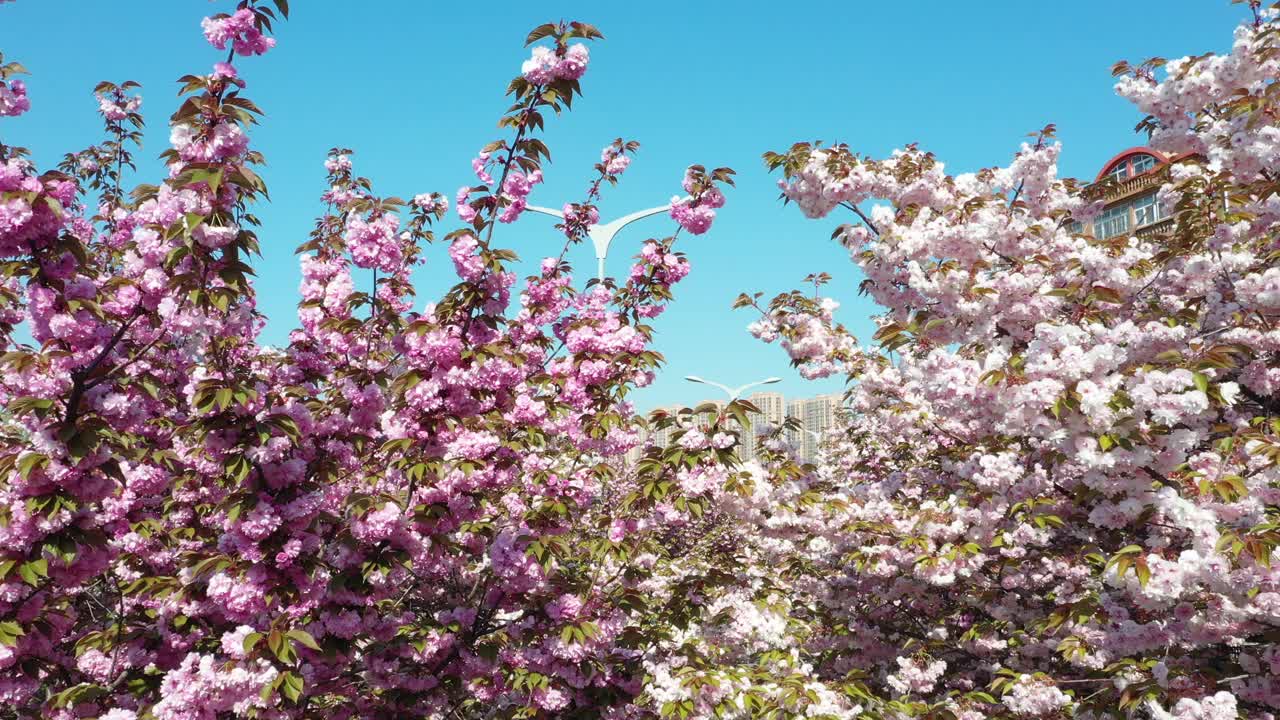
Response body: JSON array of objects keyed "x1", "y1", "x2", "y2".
[
  {"x1": 669, "y1": 164, "x2": 731, "y2": 235},
  {"x1": 551, "y1": 139, "x2": 641, "y2": 244},
  {"x1": 601, "y1": 141, "x2": 631, "y2": 176},
  {"x1": 0, "y1": 8, "x2": 740, "y2": 719},
  {"x1": 0, "y1": 78, "x2": 28, "y2": 118},
  {"x1": 521, "y1": 43, "x2": 590, "y2": 84},
  {"x1": 96, "y1": 91, "x2": 141, "y2": 122},
  {"x1": 733, "y1": 9, "x2": 1280, "y2": 718},
  {"x1": 457, "y1": 164, "x2": 544, "y2": 226},
  {"x1": 343, "y1": 211, "x2": 403, "y2": 273},
  {"x1": 201, "y1": 8, "x2": 276, "y2": 56}
]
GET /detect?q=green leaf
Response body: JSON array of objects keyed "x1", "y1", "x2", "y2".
[
  {"x1": 1135, "y1": 557, "x2": 1152, "y2": 587},
  {"x1": 51, "y1": 683, "x2": 105, "y2": 709},
  {"x1": 524, "y1": 23, "x2": 557, "y2": 46},
  {"x1": 286, "y1": 629, "x2": 321, "y2": 651},
  {"x1": 1091, "y1": 285, "x2": 1123, "y2": 304},
  {"x1": 0, "y1": 620, "x2": 23, "y2": 647},
  {"x1": 17, "y1": 453, "x2": 48, "y2": 480},
  {"x1": 1192, "y1": 371, "x2": 1210, "y2": 393},
  {"x1": 243, "y1": 631, "x2": 263, "y2": 654},
  {"x1": 280, "y1": 670, "x2": 304, "y2": 702},
  {"x1": 18, "y1": 558, "x2": 47, "y2": 586}
]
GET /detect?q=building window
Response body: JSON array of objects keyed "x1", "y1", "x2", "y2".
[
  {"x1": 1094, "y1": 204, "x2": 1130, "y2": 239},
  {"x1": 1130, "y1": 154, "x2": 1157, "y2": 175},
  {"x1": 1104, "y1": 164, "x2": 1129, "y2": 183},
  {"x1": 1100, "y1": 153, "x2": 1160, "y2": 184},
  {"x1": 1133, "y1": 193, "x2": 1165, "y2": 227}
]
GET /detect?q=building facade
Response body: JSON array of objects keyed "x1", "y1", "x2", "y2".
[
  {"x1": 630, "y1": 392, "x2": 844, "y2": 464},
  {"x1": 786, "y1": 394, "x2": 841, "y2": 462},
  {"x1": 1073, "y1": 146, "x2": 1181, "y2": 241},
  {"x1": 739, "y1": 391, "x2": 786, "y2": 462}
]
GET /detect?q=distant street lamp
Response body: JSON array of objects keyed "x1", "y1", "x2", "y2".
[
  {"x1": 796, "y1": 428, "x2": 828, "y2": 462},
  {"x1": 684, "y1": 375, "x2": 781, "y2": 402},
  {"x1": 526, "y1": 202, "x2": 676, "y2": 281}
]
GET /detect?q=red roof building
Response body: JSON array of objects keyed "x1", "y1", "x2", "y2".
[{"x1": 1077, "y1": 146, "x2": 1184, "y2": 240}]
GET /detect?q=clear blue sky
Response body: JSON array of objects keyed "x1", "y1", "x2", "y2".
[{"x1": 0, "y1": 1, "x2": 1245, "y2": 410}]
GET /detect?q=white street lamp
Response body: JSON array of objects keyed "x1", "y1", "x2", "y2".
[
  {"x1": 684, "y1": 375, "x2": 781, "y2": 402},
  {"x1": 526, "y1": 201, "x2": 677, "y2": 281},
  {"x1": 797, "y1": 428, "x2": 827, "y2": 462}
]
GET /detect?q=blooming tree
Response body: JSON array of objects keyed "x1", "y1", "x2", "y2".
[
  {"x1": 9, "y1": 1, "x2": 1280, "y2": 719},
  {"x1": 0, "y1": 3, "x2": 739, "y2": 718},
  {"x1": 715, "y1": 4, "x2": 1280, "y2": 719}
]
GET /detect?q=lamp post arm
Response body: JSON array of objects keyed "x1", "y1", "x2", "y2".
[
  {"x1": 525, "y1": 205, "x2": 566, "y2": 220},
  {"x1": 595, "y1": 204, "x2": 672, "y2": 238},
  {"x1": 709, "y1": 380, "x2": 736, "y2": 399},
  {"x1": 529, "y1": 200, "x2": 684, "y2": 281},
  {"x1": 690, "y1": 379, "x2": 735, "y2": 400},
  {"x1": 589, "y1": 203, "x2": 679, "y2": 281},
  {"x1": 731, "y1": 378, "x2": 776, "y2": 400}
]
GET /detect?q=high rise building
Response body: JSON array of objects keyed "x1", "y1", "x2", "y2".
[
  {"x1": 738, "y1": 391, "x2": 785, "y2": 462},
  {"x1": 627, "y1": 401, "x2": 722, "y2": 463},
  {"x1": 647, "y1": 404, "x2": 681, "y2": 450},
  {"x1": 630, "y1": 392, "x2": 843, "y2": 464},
  {"x1": 786, "y1": 394, "x2": 841, "y2": 461}
]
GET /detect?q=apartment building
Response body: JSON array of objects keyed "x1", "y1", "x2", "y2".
[
  {"x1": 1074, "y1": 146, "x2": 1182, "y2": 241},
  {"x1": 629, "y1": 392, "x2": 843, "y2": 463}
]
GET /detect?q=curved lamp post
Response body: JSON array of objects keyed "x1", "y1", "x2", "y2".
[
  {"x1": 684, "y1": 375, "x2": 781, "y2": 402},
  {"x1": 526, "y1": 202, "x2": 676, "y2": 281}
]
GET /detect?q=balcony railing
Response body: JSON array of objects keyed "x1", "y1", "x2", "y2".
[
  {"x1": 1135, "y1": 216, "x2": 1175, "y2": 239},
  {"x1": 1083, "y1": 165, "x2": 1170, "y2": 203}
]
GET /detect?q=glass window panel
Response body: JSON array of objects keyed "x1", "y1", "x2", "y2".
[
  {"x1": 1133, "y1": 193, "x2": 1165, "y2": 226},
  {"x1": 1131, "y1": 154, "x2": 1157, "y2": 175},
  {"x1": 1093, "y1": 204, "x2": 1131, "y2": 239}
]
